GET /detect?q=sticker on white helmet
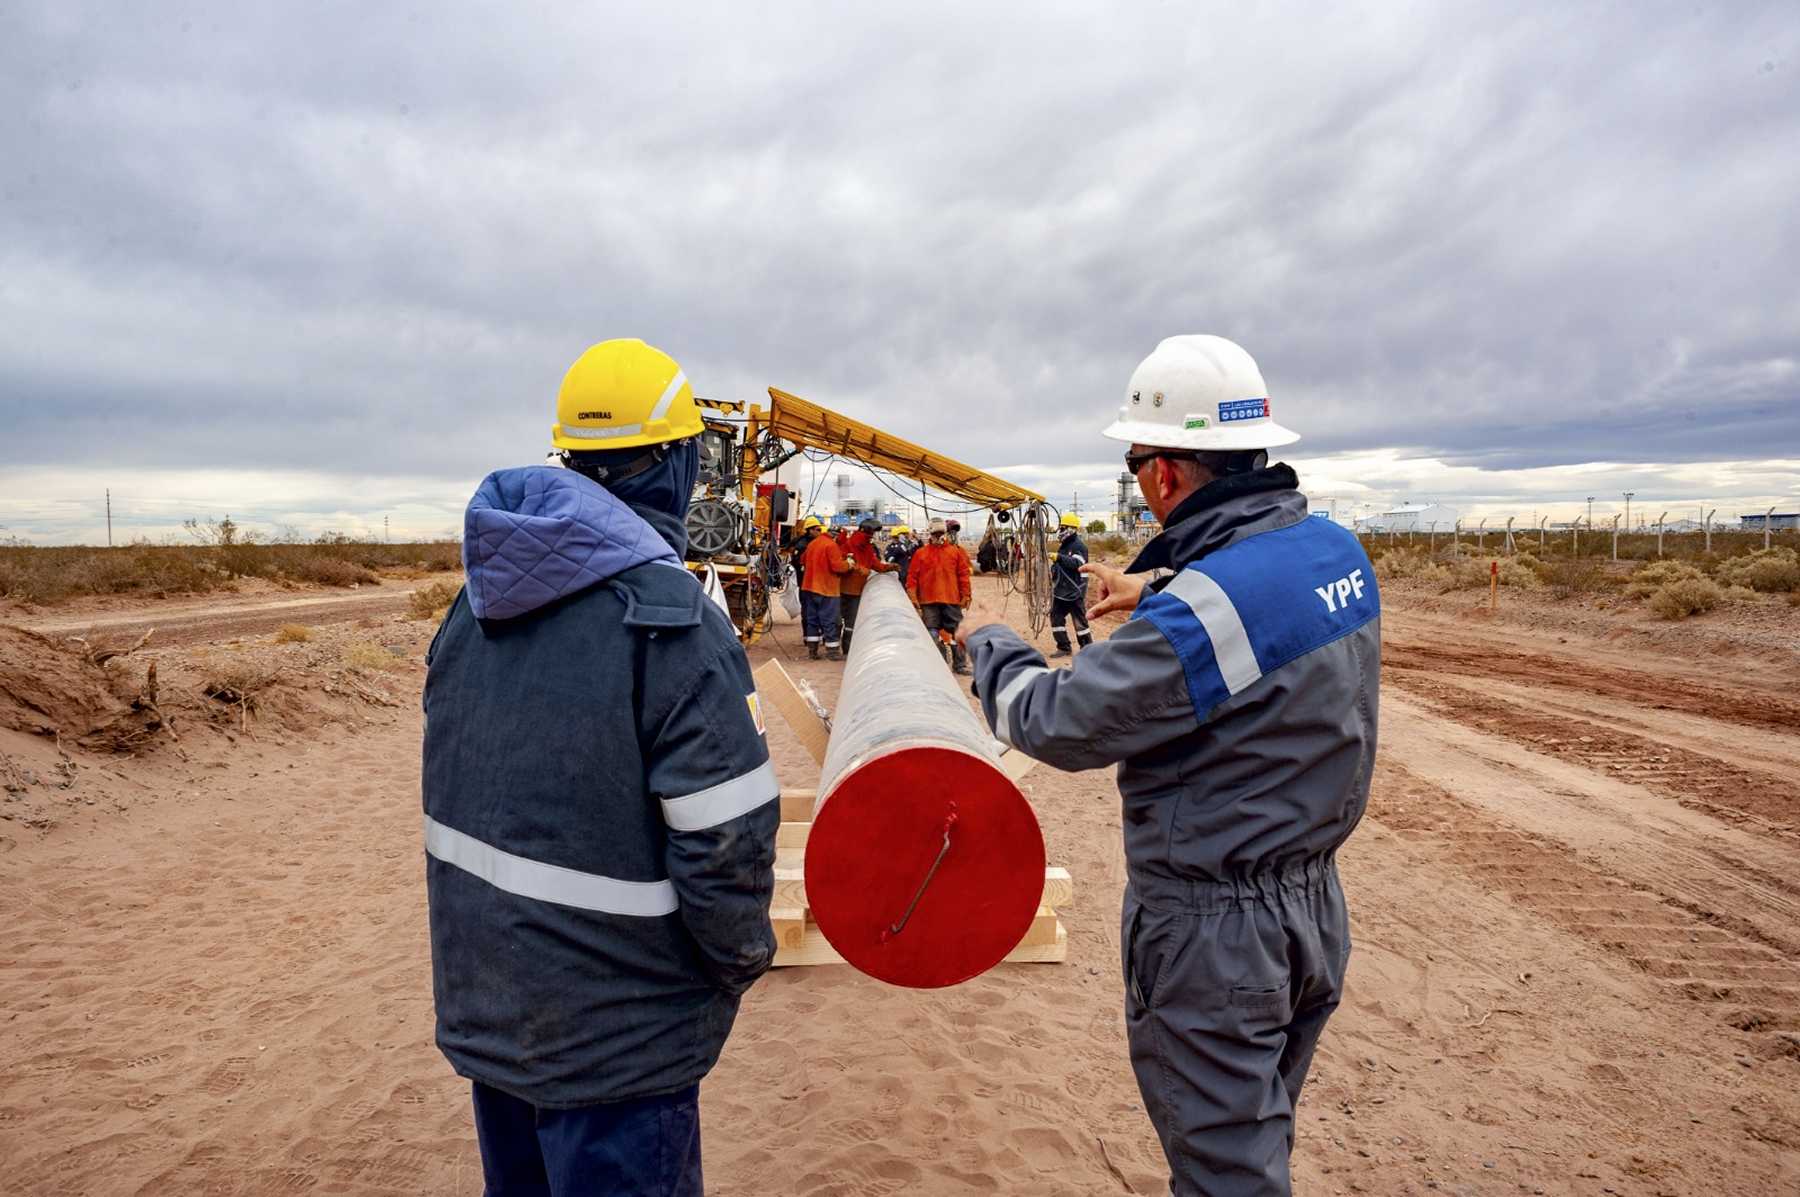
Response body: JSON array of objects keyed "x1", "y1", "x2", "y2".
[
  {"x1": 1219, "y1": 398, "x2": 1272, "y2": 423},
  {"x1": 1184, "y1": 415, "x2": 1210, "y2": 430}
]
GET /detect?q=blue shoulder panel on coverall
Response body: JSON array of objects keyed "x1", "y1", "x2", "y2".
[{"x1": 1136, "y1": 517, "x2": 1379, "y2": 717}]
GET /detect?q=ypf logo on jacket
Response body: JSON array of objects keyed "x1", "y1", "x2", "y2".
[{"x1": 1136, "y1": 518, "x2": 1379, "y2": 714}]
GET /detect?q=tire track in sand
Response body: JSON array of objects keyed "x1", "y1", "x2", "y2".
[
  {"x1": 1373, "y1": 760, "x2": 1800, "y2": 1060},
  {"x1": 1388, "y1": 670, "x2": 1800, "y2": 838}
]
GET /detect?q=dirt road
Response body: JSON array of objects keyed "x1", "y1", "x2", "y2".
[
  {"x1": 6, "y1": 583, "x2": 430, "y2": 649},
  {"x1": 1, "y1": 579, "x2": 1796, "y2": 1194}
]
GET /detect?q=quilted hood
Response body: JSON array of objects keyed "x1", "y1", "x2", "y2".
[{"x1": 462, "y1": 467, "x2": 682, "y2": 620}]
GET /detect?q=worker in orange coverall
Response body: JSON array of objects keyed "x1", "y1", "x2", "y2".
[
  {"x1": 838, "y1": 517, "x2": 896, "y2": 655},
  {"x1": 905, "y1": 517, "x2": 973, "y2": 674},
  {"x1": 800, "y1": 525, "x2": 859, "y2": 659}
]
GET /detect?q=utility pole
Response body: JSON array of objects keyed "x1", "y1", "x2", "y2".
[
  {"x1": 1586, "y1": 496, "x2": 1594, "y2": 527},
  {"x1": 1623, "y1": 491, "x2": 1634, "y2": 533},
  {"x1": 106, "y1": 488, "x2": 112, "y2": 547},
  {"x1": 384, "y1": 514, "x2": 390, "y2": 544}
]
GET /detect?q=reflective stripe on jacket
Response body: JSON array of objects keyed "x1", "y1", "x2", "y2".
[
  {"x1": 800, "y1": 533, "x2": 853, "y2": 597},
  {"x1": 905, "y1": 541, "x2": 971, "y2": 607},
  {"x1": 968, "y1": 474, "x2": 1379, "y2": 887}
]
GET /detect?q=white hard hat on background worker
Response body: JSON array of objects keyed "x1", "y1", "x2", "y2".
[{"x1": 1102, "y1": 334, "x2": 1299, "y2": 451}]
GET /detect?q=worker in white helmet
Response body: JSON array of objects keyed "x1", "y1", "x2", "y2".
[{"x1": 958, "y1": 335, "x2": 1381, "y2": 1196}]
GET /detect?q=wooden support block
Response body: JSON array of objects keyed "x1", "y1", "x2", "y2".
[
  {"x1": 1041, "y1": 867, "x2": 1073, "y2": 910},
  {"x1": 1016, "y1": 907, "x2": 1062, "y2": 947},
  {"x1": 776, "y1": 821, "x2": 810, "y2": 850},
  {"x1": 1003, "y1": 918, "x2": 1068, "y2": 963},
  {"x1": 775, "y1": 845, "x2": 804, "y2": 872},
  {"x1": 771, "y1": 912, "x2": 848, "y2": 968},
  {"x1": 997, "y1": 748, "x2": 1039, "y2": 782},
  {"x1": 769, "y1": 907, "x2": 808, "y2": 954},
  {"x1": 753, "y1": 658, "x2": 831, "y2": 766},
  {"x1": 773, "y1": 866, "x2": 808, "y2": 912},
  {"x1": 779, "y1": 789, "x2": 817, "y2": 822}
]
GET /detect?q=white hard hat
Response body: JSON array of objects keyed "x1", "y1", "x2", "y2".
[
  {"x1": 928, "y1": 518, "x2": 947, "y2": 535},
  {"x1": 1102, "y1": 335, "x2": 1299, "y2": 451}
]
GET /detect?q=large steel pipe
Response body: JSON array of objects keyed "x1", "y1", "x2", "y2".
[{"x1": 804, "y1": 573, "x2": 1045, "y2": 987}]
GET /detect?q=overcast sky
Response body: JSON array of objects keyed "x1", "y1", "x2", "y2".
[{"x1": 2, "y1": 1, "x2": 1796, "y2": 543}]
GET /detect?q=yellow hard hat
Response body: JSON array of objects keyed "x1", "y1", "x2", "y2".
[
  {"x1": 892, "y1": 525, "x2": 911, "y2": 535},
  {"x1": 1059, "y1": 512, "x2": 1081, "y2": 529},
  {"x1": 552, "y1": 339, "x2": 705, "y2": 452},
  {"x1": 801, "y1": 516, "x2": 822, "y2": 531}
]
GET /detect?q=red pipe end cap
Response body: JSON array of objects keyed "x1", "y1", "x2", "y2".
[{"x1": 804, "y1": 745, "x2": 1045, "y2": 988}]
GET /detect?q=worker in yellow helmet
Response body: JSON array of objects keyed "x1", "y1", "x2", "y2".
[
  {"x1": 885, "y1": 524, "x2": 918, "y2": 586},
  {"x1": 425, "y1": 338, "x2": 779, "y2": 1195},
  {"x1": 1049, "y1": 511, "x2": 1093, "y2": 657}
]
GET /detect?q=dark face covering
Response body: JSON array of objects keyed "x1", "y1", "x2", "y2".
[{"x1": 568, "y1": 438, "x2": 701, "y2": 557}]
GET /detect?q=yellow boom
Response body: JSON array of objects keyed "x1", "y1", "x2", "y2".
[{"x1": 748, "y1": 387, "x2": 1045, "y2": 508}]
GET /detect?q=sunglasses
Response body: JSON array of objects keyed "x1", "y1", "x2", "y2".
[{"x1": 1124, "y1": 449, "x2": 1199, "y2": 474}]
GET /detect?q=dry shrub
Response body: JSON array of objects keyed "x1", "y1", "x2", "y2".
[
  {"x1": 343, "y1": 641, "x2": 404, "y2": 672},
  {"x1": 1625, "y1": 560, "x2": 1705, "y2": 599},
  {"x1": 1722, "y1": 584, "x2": 1760, "y2": 604},
  {"x1": 274, "y1": 624, "x2": 313, "y2": 643},
  {"x1": 1545, "y1": 557, "x2": 1613, "y2": 599},
  {"x1": 1713, "y1": 547, "x2": 1800, "y2": 593},
  {"x1": 0, "y1": 539, "x2": 459, "y2": 605},
  {"x1": 283, "y1": 554, "x2": 380, "y2": 587},
  {"x1": 199, "y1": 662, "x2": 280, "y2": 729},
  {"x1": 200, "y1": 662, "x2": 279, "y2": 704},
  {"x1": 1087, "y1": 533, "x2": 1131, "y2": 559},
  {"x1": 407, "y1": 580, "x2": 461, "y2": 621},
  {"x1": 1374, "y1": 548, "x2": 1450, "y2": 585},
  {"x1": 1437, "y1": 556, "x2": 1542, "y2": 591},
  {"x1": 1648, "y1": 576, "x2": 1724, "y2": 620}
]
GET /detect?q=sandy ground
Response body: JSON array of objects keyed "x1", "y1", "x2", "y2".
[{"x1": 2, "y1": 575, "x2": 1798, "y2": 1195}]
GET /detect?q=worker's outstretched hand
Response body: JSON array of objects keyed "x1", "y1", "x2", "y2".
[
  {"x1": 1081, "y1": 562, "x2": 1147, "y2": 619},
  {"x1": 954, "y1": 602, "x2": 1001, "y2": 652}
]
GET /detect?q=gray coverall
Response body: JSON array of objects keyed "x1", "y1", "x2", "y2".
[{"x1": 968, "y1": 470, "x2": 1380, "y2": 1196}]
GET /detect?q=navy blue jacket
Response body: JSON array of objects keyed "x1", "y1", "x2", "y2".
[
  {"x1": 1051, "y1": 531, "x2": 1089, "y2": 604},
  {"x1": 885, "y1": 537, "x2": 916, "y2": 585},
  {"x1": 423, "y1": 467, "x2": 779, "y2": 1108}
]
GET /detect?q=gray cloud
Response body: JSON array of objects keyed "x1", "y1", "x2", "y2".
[{"x1": 2, "y1": 0, "x2": 1797, "y2": 520}]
